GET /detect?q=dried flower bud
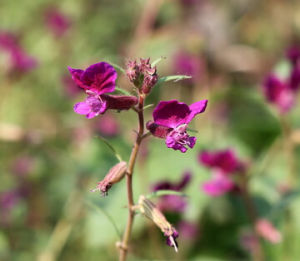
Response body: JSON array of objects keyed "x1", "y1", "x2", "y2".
[
  {"x1": 126, "y1": 58, "x2": 158, "y2": 93},
  {"x1": 138, "y1": 195, "x2": 179, "y2": 251},
  {"x1": 91, "y1": 161, "x2": 127, "y2": 196},
  {"x1": 126, "y1": 60, "x2": 142, "y2": 87}
]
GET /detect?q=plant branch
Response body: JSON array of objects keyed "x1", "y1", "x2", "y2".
[{"x1": 119, "y1": 92, "x2": 145, "y2": 261}]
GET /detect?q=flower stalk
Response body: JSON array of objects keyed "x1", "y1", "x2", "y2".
[{"x1": 119, "y1": 92, "x2": 145, "y2": 261}]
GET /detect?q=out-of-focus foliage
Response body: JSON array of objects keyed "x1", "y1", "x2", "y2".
[{"x1": 1, "y1": 0, "x2": 300, "y2": 260}]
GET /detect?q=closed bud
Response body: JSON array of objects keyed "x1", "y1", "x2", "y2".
[
  {"x1": 138, "y1": 195, "x2": 179, "y2": 252},
  {"x1": 91, "y1": 161, "x2": 127, "y2": 196}
]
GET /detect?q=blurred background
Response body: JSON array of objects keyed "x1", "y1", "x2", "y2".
[{"x1": 1, "y1": 0, "x2": 300, "y2": 260}]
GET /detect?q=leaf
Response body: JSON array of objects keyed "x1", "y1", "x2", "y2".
[
  {"x1": 108, "y1": 62, "x2": 125, "y2": 74},
  {"x1": 146, "y1": 190, "x2": 187, "y2": 199},
  {"x1": 115, "y1": 87, "x2": 132, "y2": 96},
  {"x1": 158, "y1": 75, "x2": 192, "y2": 84},
  {"x1": 186, "y1": 127, "x2": 198, "y2": 133},
  {"x1": 151, "y1": 56, "x2": 166, "y2": 67},
  {"x1": 96, "y1": 135, "x2": 123, "y2": 162},
  {"x1": 85, "y1": 201, "x2": 122, "y2": 240},
  {"x1": 268, "y1": 189, "x2": 300, "y2": 218},
  {"x1": 143, "y1": 104, "x2": 154, "y2": 110}
]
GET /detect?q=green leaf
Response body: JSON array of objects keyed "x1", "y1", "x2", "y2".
[
  {"x1": 143, "y1": 104, "x2": 154, "y2": 110},
  {"x1": 158, "y1": 75, "x2": 192, "y2": 84},
  {"x1": 146, "y1": 190, "x2": 187, "y2": 199},
  {"x1": 151, "y1": 56, "x2": 166, "y2": 67},
  {"x1": 85, "y1": 201, "x2": 122, "y2": 240},
  {"x1": 187, "y1": 127, "x2": 198, "y2": 133},
  {"x1": 108, "y1": 62, "x2": 125, "y2": 74},
  {"x1": 96, "y1": 135, "x2": 123, "y2": 162},
  {"x1": 268, "y1": 189, "x2": 300, "y2": 218},
  {"x1": 115, "y1": 87, "x2": 132, "y2": 96}
]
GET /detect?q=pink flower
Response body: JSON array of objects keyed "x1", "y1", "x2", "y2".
[
  {"x1": 255, "y1": 219, "x2": 282, "y2": 244},
  {"x1": 201, "y1": 170, "x2": 235, "y2": 196},
  {"x1": 45, "y1": 7, "x2": 71, "y2": 37}
]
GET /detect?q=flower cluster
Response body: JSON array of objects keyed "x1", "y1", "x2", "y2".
[
  {"x1": 199, "y1": 149, "x2": 244, "y2": 196},
  {"x1": 68, "y1": 58, "x2": 208, "y2": 254},
  {"x1": 263, "y1": 45, "x2": 300, "y2": 113}
]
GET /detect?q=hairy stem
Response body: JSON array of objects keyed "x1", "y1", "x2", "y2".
[{"x1": 119, "y1": 93, "x2": 145, "y2": 261}]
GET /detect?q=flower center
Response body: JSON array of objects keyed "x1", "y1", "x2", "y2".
[{"x1": 165, "y1": 124, "x2": 196, "y2": 152}]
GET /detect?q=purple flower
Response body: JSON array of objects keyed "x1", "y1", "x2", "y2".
[
  {"x1": 146, "y1": 99, "x2": 208, "y2": 152},
  {"x1": 199, "y1": 149, "x2": 243, "y2": 174},
  {"x1": 263, "y1": 74, "x2": 294, "y2": 113},
  {"x1": 0, "y1": 31, "x2": 37, "y2": 74},
  {"x1": 96, "y1": 113, "x2": 120, "y2": 137},
  {"x1": 199, "y1": 149, "x2": 244, "y2": 197},
  {"x1": 173, "y1": 51, "x2": 203, "y2": 84},
  {"x1": 0, "y1": 189, "x2": 20, "y2": 226},
  {"x1": 178, "y1": 221, "x2": 198, "y2": 240},
  {"x1": 201, "y1": 170, "x2": 235, "y2": 196},
  {"x1": 152, "y1": 172, "x2": 192, "y2": 213},
  {"x1": 69, "y1": 62, "x2": 138, "y2": 118},
  {"x1": 61, "y1": 75, "x2": 82, "y2": 97},
  {"x1": 45, "y1": 7, "x2": 71, "y2": 37},
  {"x1": 286, "y1": 45, "x2": 300, "y2": 66},
  {"x1": 11, "y1": 156, "x2": 34, "y2": 177}
]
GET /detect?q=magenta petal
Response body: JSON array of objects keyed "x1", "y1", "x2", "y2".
[
  {"x1": 153, "y1": 100, "x2": 191, "y2": 128},
  {"x1": 186, "y1": 100, "x2": 208, "y2": 124},
  {"x1": 68, "y1": 67, "x2": 85, "y2": 89},
  {"x1": 81, "y1": 62, "x2": 117, "y2": 95},
  {"x1": 74, "y1": 101, "x2": 90, "y2": 115}
]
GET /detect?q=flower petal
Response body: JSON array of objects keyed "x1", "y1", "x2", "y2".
[
  {"x1": 73, "y1": 101, "x2": 90, "y2": 115},
  {"x1": 153, "y1": 100, "x2": 191, "y2": 128},
  {"x1": 81, "y1": 62, "x2": 117, "y2": 95},
  {"x1": 186, "y1": 99, "x2": 208, "y2": 124}
]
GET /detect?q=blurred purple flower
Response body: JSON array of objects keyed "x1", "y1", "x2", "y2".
[
  {"x1": 96, "y1": 113, "x2": 120, "y2": 137},
  {"x1": 69, "y1": 62, "x2": 138, "y2": 118},
  {"x1": 263, "y1": 74, "x2": 294, "y2": 113},
  {"x1": 11, "y1": 156, "x2": 34, "y2": 177},
  {"x1": 45, "y1": 7, "x2": 71, "y2": 37},
  {"x1": 146, "y1": 99, "x2": 207, "y2": 152},
  {"x1": 0, "y1": 31, "x2": 37, "y2": 73},
  {"x1": 199, "y1": 149, "x2": 244, "y2": 197},
  {"x1": 152, "y1": 172, "x2": 191, "y2": 212},
  {"x1": 199, "y1": 149, "x2": 244, "y2": 174},
  {"x1": 178, "y1": 220, "x2": 198, "y2": 239},
  {"x1": 286, "y1": 45, "x2": 300, "y2": 66},
  {"x1": 173, "y1": 51, "x2": 203, "y2": 83},
  {"x1": 0, "y1": 189, "x2": 20, "y2": 225},
  {"x1": 201, "y1": 169, "x2": 234, "y2": 196},
  {"x1": 61, "y1": 75, "x2": 82, "y2": 97}
]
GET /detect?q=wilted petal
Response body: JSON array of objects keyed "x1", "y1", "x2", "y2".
[{"x1": 103, "y1": 94, "x2": 138, "y2": 111}]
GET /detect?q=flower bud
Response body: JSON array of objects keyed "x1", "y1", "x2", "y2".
[
  {"x1": 91, "y1": 161, "x2": 127, "y2": 196},
  {"x1": 138, "y1": 195, "x2": 179, "y2": 251}
]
